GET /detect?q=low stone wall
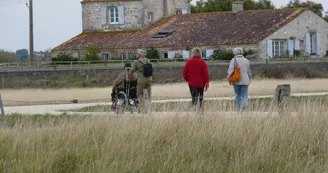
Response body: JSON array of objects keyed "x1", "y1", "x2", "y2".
[{"x1": 0, "y1": 62, "x2": 328, "y2": 88}]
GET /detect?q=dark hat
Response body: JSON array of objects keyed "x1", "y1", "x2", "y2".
[{"x1": 124, "y1": 63, "x2": 131, "y2": 68}]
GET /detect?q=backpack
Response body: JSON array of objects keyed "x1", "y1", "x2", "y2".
[{"x1": 138, "y1": 59, "x2": 153, "y2": 77}]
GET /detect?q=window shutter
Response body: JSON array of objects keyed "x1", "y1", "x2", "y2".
[
  {"x1": 168, "y1": 51, "x2": 176, "y2": 59},
  {"x1": 206, "y1": 50, "x2": 214, "y2": 58},
  {"x1": 101, "y1": 7, "x2": 107, "y2": 25},
  {"x1": 266, "y1": 40, "x2": 273, "y2": 58},
  {"x1": 118, "y1": 6, "x2": 125, "y2": 24},
  {"x1": 288, "y1": 40, "x2": 294, "y2": 57},
  {"x1": 316, "y1": 32, "x2": 320, "y2": 56},
  {"x1": 305, "y1": 33, "x2": 311, "y2": 54},
  {"x1": 182, "y1": 50, "x2": 190, "y2": 59}
]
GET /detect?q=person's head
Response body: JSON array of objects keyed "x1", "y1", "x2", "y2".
[
  {"x1": 192, "y1": 47, "x2": 202, "y2": 57},
  {"x1": 124, "y1": 63, "x2": 131, "y2": 72},
  {"x1": 233, "y1": 47, "x2": 244, "y2": 56},
  {"x1": 136, "y1": 49, "x2": 147, "y2": 59}
]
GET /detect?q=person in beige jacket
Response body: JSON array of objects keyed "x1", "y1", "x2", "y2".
[{"x1": 227, "y1": 47, "x2": 252, "y2": 112}]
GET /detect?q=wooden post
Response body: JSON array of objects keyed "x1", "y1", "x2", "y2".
[
  {"x1": 88, "y1": 61, "x2": 90, "y2": 69},
  {"x1": 70, "y1": 62, "x2": 73, "y2": 70},
  {"x1": 270, "y1": 84, "x2": 291, "y2": 115},
  {"x1": 1, "y1": 76, "x2": 4, "y2": 89},
  {"x1": 86, "y1": 74, "x2": 89, "y2": 81},
  {"x1": 0, "y1": 94, "x2": 6, "y2": 126}
]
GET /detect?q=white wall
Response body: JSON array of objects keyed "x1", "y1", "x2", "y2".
[{"x1": 259, "y1": 10, "x2": 328, "y2": 58}]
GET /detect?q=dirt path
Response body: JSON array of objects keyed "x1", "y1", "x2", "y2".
[{"x1": 1, "y1": 79, "x2": 328, "y2": 106}]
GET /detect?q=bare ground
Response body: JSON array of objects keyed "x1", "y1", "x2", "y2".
[{"x1": 1, "y1": 79, "x2": 328, "y2": 106}]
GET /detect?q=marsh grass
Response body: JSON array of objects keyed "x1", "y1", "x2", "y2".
[{"x1": 1, "y1": 97, "x2": 328, "y2": 172}]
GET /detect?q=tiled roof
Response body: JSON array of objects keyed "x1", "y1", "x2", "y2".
[{"x1": 53, "y1": 8, "x2": 306, "y2": 51}]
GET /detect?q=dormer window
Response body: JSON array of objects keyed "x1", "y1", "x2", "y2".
[
  {"x1": 152, "y1": 30, "x2": 173, "y2": 38},
  {"x1": 110, "y1": 7, "x2": 119, "y2": 24}
]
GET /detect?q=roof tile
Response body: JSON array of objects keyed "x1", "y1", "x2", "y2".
[{"x1": 53, "y1": 8, "x2": 306, "y2": 51}]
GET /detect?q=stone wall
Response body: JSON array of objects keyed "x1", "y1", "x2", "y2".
[
  {"x1": 82, "y1": 1, "x2": 144, "y2": 32},
  {"x1": 2, "y1": 62, "x2": 328, "y2": 78}
]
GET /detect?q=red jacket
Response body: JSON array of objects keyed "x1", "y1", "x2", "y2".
[{"x1": 183, "y1": 56, "x2": 209, "y2": 88}]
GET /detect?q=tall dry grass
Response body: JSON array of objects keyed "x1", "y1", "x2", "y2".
[{"x1": 1, "y1": 98, "x2": 328, "y2": 172}]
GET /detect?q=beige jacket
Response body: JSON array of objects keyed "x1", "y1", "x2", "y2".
[
  {"x1": 113, "y1": 71, "x2": 137, "y2": 92},
  {"x1": 227, "y1": 55, "x2": 252, "y2": 85}
]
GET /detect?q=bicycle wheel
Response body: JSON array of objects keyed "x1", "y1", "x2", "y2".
[{"x1": 113, "y1": 92, "x2": 128, "y2": 114}]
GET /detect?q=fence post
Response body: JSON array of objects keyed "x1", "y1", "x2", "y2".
[
  {"x1": 70, "y1": 62, "x2": 73, "y2": 70},
  {"x1": 270, "y1": 84, "x2": 291, "y2": 115},
  {"x1": 88, "y1": 61, "x2": 90, "y2": 69},
  {"x1": 0, "y1": 94, "x2": 6, "y2": 126},
  {"x1": 37, "y1": 63, "x2": 40, "y2": 70},
  {"x1": 1, "y1": 76, "x2": 4, "y2": 89}
]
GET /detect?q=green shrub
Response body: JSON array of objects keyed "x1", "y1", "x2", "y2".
[
  {"x1": 212, "y1": 50, "x2": 234, "y2": 60},
  {"x1": 52, "y1": 52, "x2": 78, "y2": 62},
  {"x1": 85, "y1": 44, "x2": 101, "y2": 61},
  {"x1": 294, "y1": 50, "x2": 301, "y2": 57},
  {"x1": 146, "y1": 48, "x2": 159, "y2": 59}
]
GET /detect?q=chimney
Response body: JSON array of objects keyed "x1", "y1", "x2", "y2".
[{"x1": 232, "y1": 1, "x2": 243, "y2": 13}]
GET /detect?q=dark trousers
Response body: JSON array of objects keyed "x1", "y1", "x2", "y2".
[{"x1": 189, "y1": 86, "x2": 204, "y2": 107}]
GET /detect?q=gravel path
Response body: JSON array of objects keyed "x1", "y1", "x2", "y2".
[{"x1": 3, "y1": 92, "x2": 328, "y2": 115}]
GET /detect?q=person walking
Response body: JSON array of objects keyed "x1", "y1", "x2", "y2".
[
  {"x1": 183, "y1": 47, "x2": 209, "y2": 109},
  {"x1": 129, "y1": 49, "x2": 152, "y2": 113},
  {"x1": 227, "y1": 47, "x2": 252, "y2": 112}
]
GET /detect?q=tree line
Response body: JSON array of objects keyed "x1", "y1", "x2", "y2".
[{"x1": 191, "y1": 0, "x2": 328, "y2": 21}]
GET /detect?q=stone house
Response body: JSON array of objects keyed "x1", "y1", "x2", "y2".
[{"x1": 52, "y1": 1, "x2": 328, "y2": 60}]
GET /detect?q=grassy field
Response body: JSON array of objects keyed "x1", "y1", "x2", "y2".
[
  {"x1": 2, "y1": 79, "x2": 328, "y2": 106},
  {"x1": 1, "y1": 98, "x2": 328, "y2": 172},
  {"x1": 72, "y1": 95, "x2": 328, "y2": 113}
]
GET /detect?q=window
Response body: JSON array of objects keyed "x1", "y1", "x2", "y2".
[
  {"x1": 148, "y1": 12, "x2": 153, "y2": 22},
  {"x1": 153, "y1": 30, "x2": 173, "y2": 38},
  {"x1": 110, "y1": 7, "x2": 119, "y2": 24},
  {"x1": 176, "y1": 9, "x2": 182, "y2": 14},
  {"x1": 201, "y1": 50, "x2": 206, "y2": 58},
  {"x1": 272, "y1": 40, "x2": 286, "y2": 57},
  {"x1": 310, "y1": 33, "x2": 316, "y2": 54},
  {"x1": 162, "y1": 52, "x2": 168, "y2": 59},
  {"x1": 103, "y1": 53, "x2": 109, "y2": 60}
]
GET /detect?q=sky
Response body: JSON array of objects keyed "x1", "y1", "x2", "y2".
[{"x1": 0, "y1": 0, "x2": 327, "y2": 52}]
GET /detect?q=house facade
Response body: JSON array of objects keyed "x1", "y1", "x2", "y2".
[
  {"x1": 52, "y1": 1, "x2": 328, "y2": 60},
  {"x1": 82, "y1": 0, "x2": 190, "y2": 32}
]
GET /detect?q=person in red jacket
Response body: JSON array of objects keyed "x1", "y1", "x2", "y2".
[{"x1": 183, "y1": 47, "x2": 209, "y2": 108}]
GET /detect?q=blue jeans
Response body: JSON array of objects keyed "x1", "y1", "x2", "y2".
[{"x1": 233, "y1": 85, "x2": 249, "y2": 112}]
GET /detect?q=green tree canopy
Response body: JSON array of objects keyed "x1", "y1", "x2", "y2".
[
  {"x1": 0, "y1": 49, "x2": 16, "y2": 63},
  {"x1": 286, "y1": 0, "x2": 324, "y2": 17},
  {"x1": 84, "y1": 44, "x2": 101, "y2": 61},
  {"x1": 191, "y1": 0, "x2": 275, "y2": 13}
]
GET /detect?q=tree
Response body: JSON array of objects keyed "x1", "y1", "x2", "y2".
[
  {"x1": 15, "y1": 49, "x2": 28, "y2": 62},
  {"x1": 190, "y1": 0, "x2": 275, "y2": 13},
  {"x1": 324, "y1": 12, "x2": 328, "y2": 22},
  {"x1": 286, "y1": 0, "x2": 324, "y2": 17},
  {"x1": 0, "y1": 49, "x2": 16, "y2": 63},
  {"x1": 84, "y1": 44, "x2": 101, "y2": 61}
]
